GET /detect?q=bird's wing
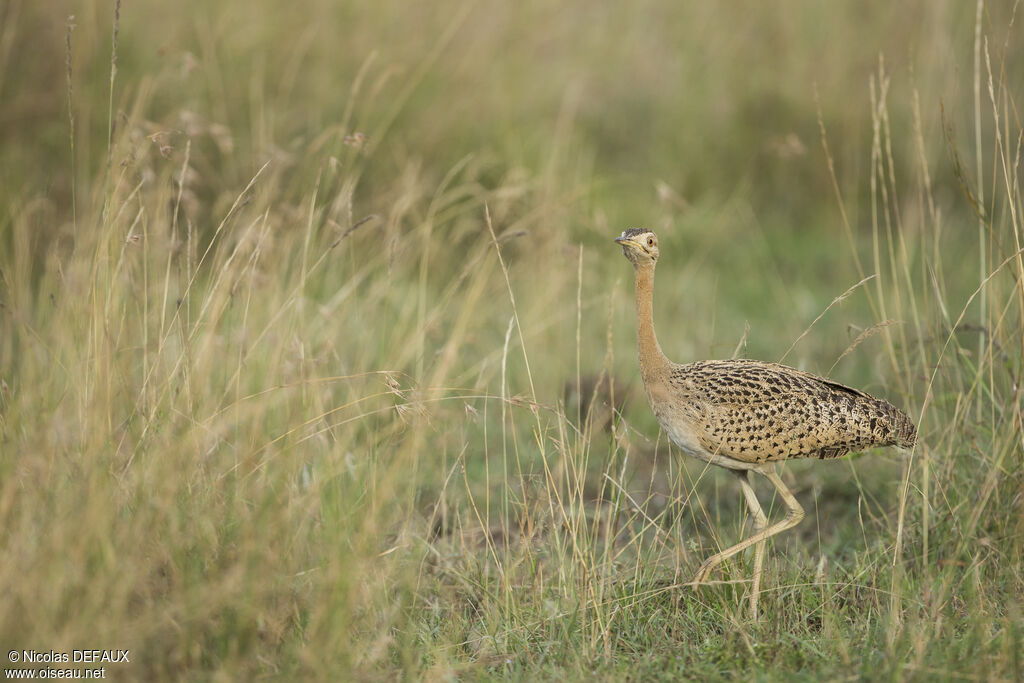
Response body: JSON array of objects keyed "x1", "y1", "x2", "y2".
[{"x1": 674, "y1": 360, "x2": 906, "y2": 463}]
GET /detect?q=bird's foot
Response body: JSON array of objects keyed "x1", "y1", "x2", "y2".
[{"x1": 691, "y1": 557, "x2": 719, "y2": 586}]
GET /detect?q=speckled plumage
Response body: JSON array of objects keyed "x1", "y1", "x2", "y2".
[
  {"x1": 663, "y1": 358, "x2": 917, "y2": 465},
  {"x1": 615, "y1": 227, "x2": 918, "y2": 620}
]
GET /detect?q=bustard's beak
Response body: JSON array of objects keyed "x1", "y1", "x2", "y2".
[{"x1": 615, "y1": 235, "x2": 639, "y2": 251}]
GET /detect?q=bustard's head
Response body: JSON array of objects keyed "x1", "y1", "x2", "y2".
[{"x1": 614, "y1": 228, "x2": 659, "y2": 267}]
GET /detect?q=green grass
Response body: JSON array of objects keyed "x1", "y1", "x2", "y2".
[{"x1": 1, "y1": 0, "x2": 1023, "y2": 679}]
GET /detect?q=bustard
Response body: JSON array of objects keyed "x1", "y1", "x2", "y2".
[{"x1": 614, "y1": 228, "x2": 917, "y2": 619}]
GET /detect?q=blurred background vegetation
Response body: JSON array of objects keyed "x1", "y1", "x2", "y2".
[{"x1": 1, "y1": 0, "x2": 1021, "y2": 679}]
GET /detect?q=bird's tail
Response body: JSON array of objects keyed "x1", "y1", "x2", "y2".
[{"x1": 891, "y1": 408, "x2": 918, "y2": 449}]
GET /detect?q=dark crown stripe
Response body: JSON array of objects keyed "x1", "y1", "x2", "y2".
[{"x1": 622, "y1": 227, "x2": 648, "y2": 239}]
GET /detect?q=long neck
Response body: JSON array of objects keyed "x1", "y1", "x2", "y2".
[{"x1": 633, "y1": 263, "x2": 671, "y2": 381}]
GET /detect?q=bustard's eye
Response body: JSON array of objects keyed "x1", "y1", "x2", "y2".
[{"x1": 647, "y1": 237, "x2": 654, "y2": 247}]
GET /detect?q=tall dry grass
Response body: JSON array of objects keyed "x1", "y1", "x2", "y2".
[{"x1": 0, "y1": 0, "x2": 1021, "y2": 678}]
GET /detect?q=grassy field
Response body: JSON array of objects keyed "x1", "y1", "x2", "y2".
[{"x1": 2, "y1": 0, "x2": 1023, "y2": 679}]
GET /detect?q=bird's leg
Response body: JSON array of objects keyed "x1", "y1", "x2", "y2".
[
  {"x1": 736, "y1": 470, "x2": 768, "y2": 621},
  {"x1": 692, "y1": 465, "x2": 805, "y2": 592},
  {"x1": 689, "y1": 470, "x2": 768, "y2": 619}
]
